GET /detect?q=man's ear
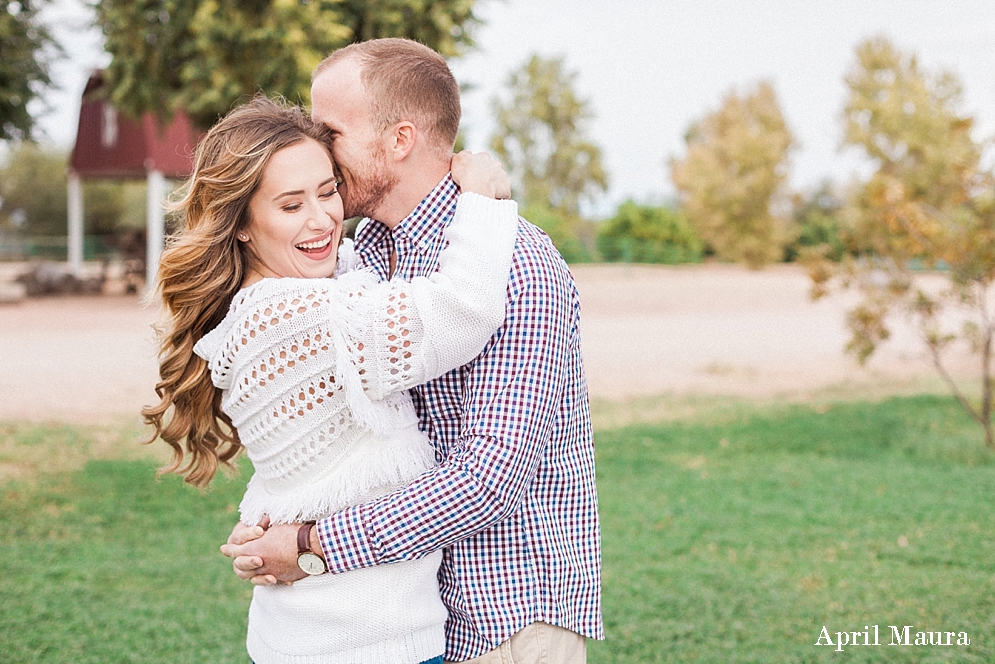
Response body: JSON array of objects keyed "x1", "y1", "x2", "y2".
[{"x1": 388, "y1": 121, "x2": 417, "y2": 161}]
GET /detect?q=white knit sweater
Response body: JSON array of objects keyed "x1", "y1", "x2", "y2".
[{"x1": 193, "y1": 193, "x2": 519, "y2": 664}]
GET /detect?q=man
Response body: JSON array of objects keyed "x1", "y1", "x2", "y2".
[{"x1": 223, "y1": 38, "x2": 602, "y2": 663}]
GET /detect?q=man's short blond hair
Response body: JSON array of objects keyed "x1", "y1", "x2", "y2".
[{"x1": 314, "y1": 38, "x2": 460, "y2": 156}]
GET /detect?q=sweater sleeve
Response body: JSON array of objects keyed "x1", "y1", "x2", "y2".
[
  {"x1": 195, "y1": 193, "x2": 516, "y2": 427},
  {"x1": 337, "y1": 192, "x2": 518, "y2": 401}
]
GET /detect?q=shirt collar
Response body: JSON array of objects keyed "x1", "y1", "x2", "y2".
[
  {"x1": 397, "y1": 173, "x2": 460, "y2": 250},
  {"x1": 354, "y1": 216, "x2": 389, "y2": 250},
  {"x1": 354, "y1": 173, "x2": 458, "y2": 256}
]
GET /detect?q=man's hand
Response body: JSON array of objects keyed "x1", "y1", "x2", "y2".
[
  {"x1": 451, "y1": 150, "x2": 512, "y2": 200},
  {"x1": 220, "y1": 518, "x2": 309, "y2": 585}
]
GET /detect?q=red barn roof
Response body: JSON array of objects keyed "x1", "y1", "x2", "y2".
[{"x1": 70, "y1": 71, "x2": 204, "y2": 179}]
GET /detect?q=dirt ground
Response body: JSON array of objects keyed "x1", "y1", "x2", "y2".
[{"x1": 0, "y1": 263, "x2": 977, "y2": 424}]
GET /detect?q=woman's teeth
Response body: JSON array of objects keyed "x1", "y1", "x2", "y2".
[{"x1": 296, "y1": 235, "x2": 331, "y2": 250}]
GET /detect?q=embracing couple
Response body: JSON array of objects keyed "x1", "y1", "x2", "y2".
[{"x1": 145, "y1": 38, "x2": 602, "y2": 664}]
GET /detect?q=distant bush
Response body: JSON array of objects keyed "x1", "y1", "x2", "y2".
[
  {"x1": 0, "y1": 143, "x2": 68, "y2": 236},
  {"x1": 784, "y1": 183, "x2": 846, "y2": 262},
  {"x1": 790, "y1": 209, "x2": 845, "y2": 262},
  {"x1": 522, "y1": 203, "x2": 594, "y2": 263},
  {"x1": 0, "y1": 144, "x2": 127, "y2": 239},
  {"x1": 597, "y1": 200, "x2": 703, "y2": 264}
]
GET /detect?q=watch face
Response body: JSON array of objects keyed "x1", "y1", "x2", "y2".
[{"x1": 297, "y1": 552, "x2": 325, "y2": 575}]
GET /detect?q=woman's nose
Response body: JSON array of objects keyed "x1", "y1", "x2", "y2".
[{"x1": 305, "y1": 199, "x2": 331, "y2": 230}]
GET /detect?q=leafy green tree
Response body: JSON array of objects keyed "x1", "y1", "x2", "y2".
[
  {"x1": 807, "y1": 37, "x2": 995, "y2": 448},
  {"x1": 341, "y1": 0, "x2": 478, "y2": 53},
  {"x1": 0, "y1": 145, "x2": 125, "y2": 242},
  {"x1": 0, "y1": 0, "x2": 60, "y2": 141},
  {"x1": 83, "y1": 181, "x2": 126, "y2": 236},
  {"x1": 597, "y1": 200, "x2": 703, "y2": 264},
  {"x1": 522, "y1": 203, "x2": 591, "y2": 263},
  {"x1": 490, "y1": 54, "x2": 608, "y2": 219},
  {"x1": 785, "y1": 181, "x2": 845, "y2": 263},
  {"x1": 95, "y1": 0, "x2": 482, "y2": 128},
  {"x1": 670, "y1": 81, "x2": 795, "y2": 268},
  {"x1": 0, "y1": 142, "x2": 66, "y2": 235}
]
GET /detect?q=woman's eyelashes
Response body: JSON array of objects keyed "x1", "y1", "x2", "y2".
[{"x1": 278, "y1": 184, "x2": 337, "y2": 213}]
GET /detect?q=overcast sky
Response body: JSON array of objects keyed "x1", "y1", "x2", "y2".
[{"x1": 35, "y1": 0, "x2": 995, "y2": 217}]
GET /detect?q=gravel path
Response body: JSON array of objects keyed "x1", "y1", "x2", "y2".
[
  {"x1": 0, "y1": 264, "x2": 973, "y2": 423},
  {"x1": 574, "y1": 264, "x2": 968, "y2": 399}
]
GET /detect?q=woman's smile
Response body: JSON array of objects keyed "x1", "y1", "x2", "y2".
[{"x1": 296, "y1": 229, "x2": 335, "y2": 258}]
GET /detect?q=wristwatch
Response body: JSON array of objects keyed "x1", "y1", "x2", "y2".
[{"x1": 296, "y1": 522, "x2": 327, "y2": 576}]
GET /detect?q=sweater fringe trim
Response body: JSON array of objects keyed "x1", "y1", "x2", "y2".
[{"x1": 239, "y1": 435, "x2": 437, "y2": 525}]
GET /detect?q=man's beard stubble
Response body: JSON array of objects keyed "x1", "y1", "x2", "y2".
[{"x1": 341, "y1": 144, "x2": 399, "y2": 220}]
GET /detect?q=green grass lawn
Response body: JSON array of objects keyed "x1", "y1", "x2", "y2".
[
  {"x1": 0, "y1": 456, "x2": 252, "y2": 663},
  {"x1": 3, "y1": 395, "x2": 995, "y2": 662}
]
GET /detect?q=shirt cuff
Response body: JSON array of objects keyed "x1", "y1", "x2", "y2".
[{"x1": 315, "y1": 504, "x2": 378, "y2": 574}]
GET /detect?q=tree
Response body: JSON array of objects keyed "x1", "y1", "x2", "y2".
[
  {"x1": 341, "y1": 0, "x2": 478, "y2": 53},
  {"x1": 0, "y1": 144, "x2": 125, "y2": 242},
  {"x1": 95, "y1": 0, "x2": 482, "y2": 128},
  {"x1": 597, "y1": 200, "x2": 703, "y2": 264},
  {"x1": 0, "y1": 142, "x2": 67, "y2": 236},
  {"x1": 521, "y1": 203, "x2": 591, "y2": 264},
  {"x1": 0, "y1": 0, "x2": 60, "y2": 141},
  {"x1": 490, "y1": 54, "x2": 608, "y2": 220},
  {"x1": 806, "y1": 37, "x2": 995, "y2": 448},
  {"x1": 670, "y1": 81, "x2": 795, "y2": 268},
  {"x1": 785, "y1": 181, "x2": 846, "y2": 263}
]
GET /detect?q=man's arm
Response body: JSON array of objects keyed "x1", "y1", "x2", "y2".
[
  {"x1": 225, "y1": 236, "x2": 579, "y2": 579},
  {"x1": 319, "y1": 237, "x2": 578, "y2": 571}
]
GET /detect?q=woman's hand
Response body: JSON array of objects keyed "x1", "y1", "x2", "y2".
[
  {"x1": 451, "y1": 150, "x2": 512, "y2": 200},
  {"x1": 221, "y1": 516, "x2": 304, "y2": 586},
  {"x1": 222, "y1": 518, "x2": 276, "y2": 585}
]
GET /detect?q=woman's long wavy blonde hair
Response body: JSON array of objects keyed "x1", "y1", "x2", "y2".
[{"x1": 143, "y1": 97, "x2": 335, "y2": 488}]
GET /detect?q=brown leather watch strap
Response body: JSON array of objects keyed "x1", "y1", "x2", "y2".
[{"x1": 297, "y1": 521, "x2": 316, "y2": 556}]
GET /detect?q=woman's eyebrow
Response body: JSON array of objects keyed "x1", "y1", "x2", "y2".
[{"x1": 273, "y1": 178, "x2": 337, "y2": 200}]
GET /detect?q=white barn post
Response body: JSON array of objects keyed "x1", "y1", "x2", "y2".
[
  {"x1": 145, "y1": 169, "x2": 166, "y2": 289},
  {"x1": 67, "y1": 170, "x2": 84, "y2": 276}
]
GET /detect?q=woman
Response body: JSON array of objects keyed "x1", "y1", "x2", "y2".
[{"x1": 142, "y1": 97, "x2": 518, "y2": 664}]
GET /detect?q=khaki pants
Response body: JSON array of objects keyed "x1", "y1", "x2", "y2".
[{"x1": 447, "y1": 622, "x2": 586, "y2": 664}]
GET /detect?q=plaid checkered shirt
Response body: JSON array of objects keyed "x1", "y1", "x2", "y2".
[{"x1": 315, "y1": 175, "x2": 603, "y2": 661}]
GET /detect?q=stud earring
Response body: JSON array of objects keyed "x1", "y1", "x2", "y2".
[{"x1": 238, "y1": 233, "x2": 248, "y2": 241}]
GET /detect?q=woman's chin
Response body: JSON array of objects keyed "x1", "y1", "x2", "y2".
[
  {"x1": 292, "y1": 247, "x2": 337, "y2": 277},
  {"x1": 295, "y1": 260, "x2": 338, "y2": 279}
]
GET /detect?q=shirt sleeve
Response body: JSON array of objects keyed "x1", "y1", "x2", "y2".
[
  {"x1": 340, "y1": 192, "x2": 519, "y2": 402},
  {"x1": 315, "y1": 239, "x2": 578, "y2": 570}
]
